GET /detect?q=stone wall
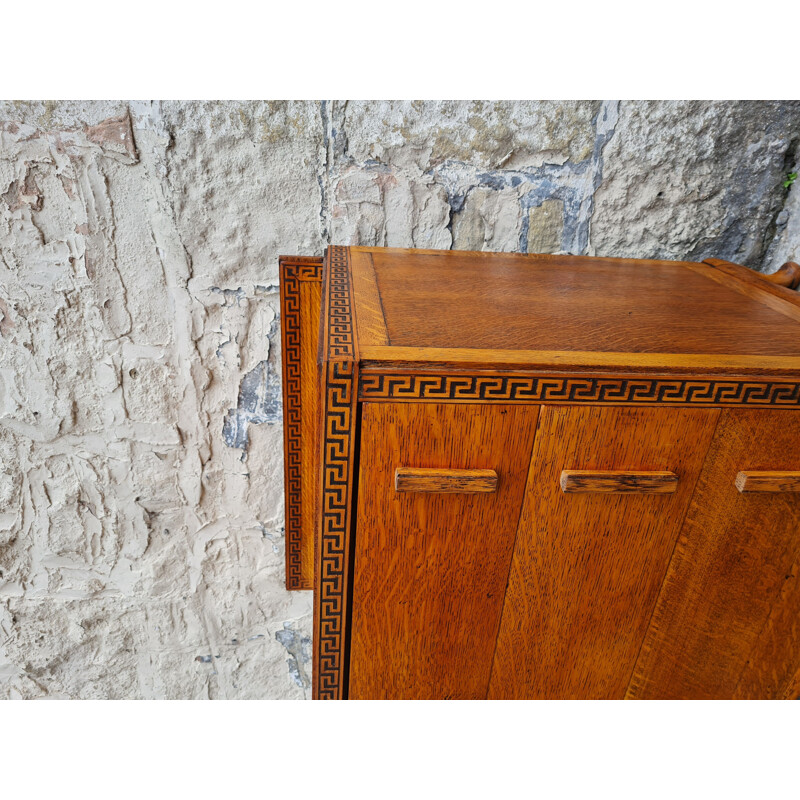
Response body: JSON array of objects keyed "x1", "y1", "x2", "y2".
[{"x1": 1, "y1": 100, "x2": 798, "y2": 699}]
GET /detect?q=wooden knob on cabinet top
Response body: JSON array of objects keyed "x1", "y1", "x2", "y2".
[{"x1": 763, "y1": 262, "x2": 800, "y2": 290}]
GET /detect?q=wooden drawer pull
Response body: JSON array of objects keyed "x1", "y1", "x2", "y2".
[
  {"x1": 395, "y1": 467, "x2": 498, "y2": 494},
  {"x1": 560, "y1": 470, "x2": 678, "y2": 494},
  {"x1": 735, "y1": 471, "x2": 800, "y2": 493}
]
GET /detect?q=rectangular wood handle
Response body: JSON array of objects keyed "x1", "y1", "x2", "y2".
[
  {"x1": 395, "y1": 467, "x2": 498, "y2": 494},
  {"x1": 560, "y1": 470, "x2": 678, "y2": 494},
  {"x1": 735, "y1": 471, "x2": 800, "y2": 493}
]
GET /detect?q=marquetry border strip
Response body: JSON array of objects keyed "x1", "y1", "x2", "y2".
[
  {"x1": 314, "y1": 246, "x2": 359, "y2": 700},
  {"x1": 279, "y1": 256, "x2": 323, "y2": 591},
  {"x1": 327, "y1": 245, "x2": 356, "y2": 360},
  {"x1": 359, "y1": 373, "x2": 800, "y2": 406}
]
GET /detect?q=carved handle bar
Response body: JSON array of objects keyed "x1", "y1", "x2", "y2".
[
  {"x1": 395, "y1": 467, "x2": 498, "y2": 493},
  {"x1": 735, "y1": 471, "x2": 800, "y2": 493},
  {"x1": 560, "y1": 470, "x2": 678, "y2": 494}
]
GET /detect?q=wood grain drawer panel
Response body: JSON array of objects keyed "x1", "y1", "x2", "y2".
[
  {"x1": 348, "y1": 402, "x2": 539, "y2": 700},
  {"x1": 627, "y1": 409, "x2": 800, "y2": 699},
  {"x1": 488, "y1": 405, "x2": 720, "y2": 699}
]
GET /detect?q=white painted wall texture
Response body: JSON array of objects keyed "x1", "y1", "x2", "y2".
[{"x1": 0, "y1": 100, "x2": 798, "y2": 699}]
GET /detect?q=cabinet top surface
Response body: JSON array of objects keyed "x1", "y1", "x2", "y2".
[{"x1": 344, "y1": 247, "x2": 800, "y2": 373}]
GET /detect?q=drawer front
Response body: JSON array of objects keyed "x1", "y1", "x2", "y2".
[
  {"x1": 488, "y1": 405, "x2": 720, "y2": 699},
  {"x1": 348, "y1": 402, "x2": 539, "y2": 699},
  {"x1": 628, "y1": 409, "x2": 800, "y2": 699}
]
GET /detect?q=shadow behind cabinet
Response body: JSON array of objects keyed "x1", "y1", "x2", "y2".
[{"x1": 280, "y1": 247, "x2": 800, "y2": 700}]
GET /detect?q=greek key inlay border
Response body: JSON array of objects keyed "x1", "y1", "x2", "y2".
[
  {"x1": 359, "y1": 373, "x2": 800, "y2": 406},
  {"x1": 327, "y1": 245, "x2": 355, "y2": 360},
  {"x1": 280, "y1": 258, "x2": 322, "y2": 591},
  {"x1": 315, "y1": 246, "x2": 358, "y2": 700}
]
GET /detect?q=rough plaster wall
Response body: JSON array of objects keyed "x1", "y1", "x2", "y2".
[{"x1": 0, "y1": 100, "x2": 798, "y2": 699}]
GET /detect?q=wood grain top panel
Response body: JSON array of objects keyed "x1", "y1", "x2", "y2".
[
  {"x1": 349, "y1": 248, "x2": 389, "y2": 346},
  {"x1": 349, "y1": 248, "x2": 800, "y2": 359}
]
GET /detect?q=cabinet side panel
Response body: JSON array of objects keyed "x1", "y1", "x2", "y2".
[
  {"x1": 488, "y1": 405, "x2": 719, "y2": 699},
  {"x1": 349, "y1": 402, "x2": 539, "y2": 700},
  {"x1": 628, "y1": 409, "x2": 800, "y2": 699},
  {"x1": 280, "y1": 257, "x2": 322, "y2": 590}
]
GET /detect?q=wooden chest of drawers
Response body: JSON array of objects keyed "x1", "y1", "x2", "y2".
[{"x1": 279, "y1": 246, "x2": 800, "y2": 700}]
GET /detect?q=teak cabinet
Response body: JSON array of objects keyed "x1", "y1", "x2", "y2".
[{"x1": 279, "y1": 247, "x2": 800, "y2": 700}]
